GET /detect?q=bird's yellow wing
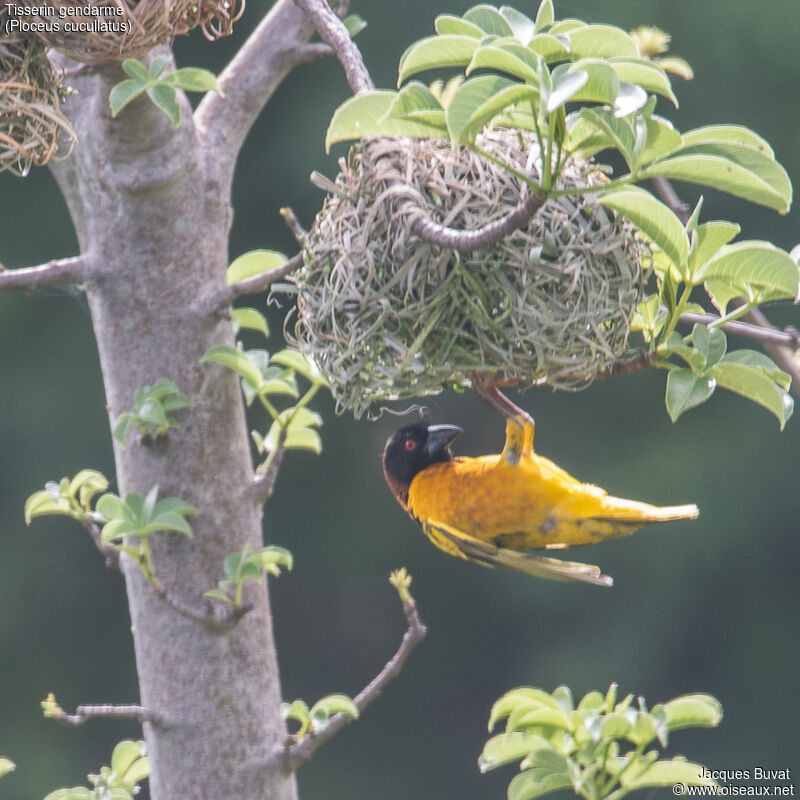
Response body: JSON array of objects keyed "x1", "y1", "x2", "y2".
[{"x1": 423, "y1": 518, "x2": 613, "y2": 587}]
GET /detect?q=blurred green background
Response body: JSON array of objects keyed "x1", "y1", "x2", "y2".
[{"x1": 1, "y1": 1, "x2": 799, "y2": 798}]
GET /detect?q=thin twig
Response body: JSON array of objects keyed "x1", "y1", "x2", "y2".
[
  {"x1": 151, "y1": 581, "x2": 252, "y2": 632},
  {"x1": 650, "y1": 177, "x2": 691, "y2": 224},
  {"x1": 81, "y1": 518, "x2": 120, "y2": 570},
  {"x1": 54, "y1": 703, "x2": 161, "y2": 727},
  {"x1": 679, "y1": 312, "x2": 800, "y2": 349},
  {"x1": 739, "y1": 306, "x2": 800, "y2": 397},
  {"x1": 250, "y1": 426, "x2": 288, "y2": 505},
  {"x1": 280, "y1": 207, "x2": 308, "y2": 243},
  {"x1": 203, "y1": 251, "x2": 303, "y2": 313},
  {"x1": 0, "y1": 255, "x2": 89, "y2": 292},
  {"x1": 278, "y1": 587, "x2": 426, "y2": 773},
  {"x1": 405, "y1": 190, "x2": 546, "y2": 255},
  {"x1": 291, "y1": 0, "x2": 373, "y2": 94}
]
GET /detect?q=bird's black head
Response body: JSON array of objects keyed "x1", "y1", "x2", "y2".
[{"x1": 382, "y1": 423, "x2": 462, "y2": 508}]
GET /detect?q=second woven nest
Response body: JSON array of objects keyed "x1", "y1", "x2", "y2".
[
  {"x1": 0, "y1": 10, "x2": 74, "y2": 175},
  {"x1": 294, "y1": 129, "x2": 644, "y2": 418},
  {"x1": 16, "y1": 0, "x2": 243, "y2": 64}
]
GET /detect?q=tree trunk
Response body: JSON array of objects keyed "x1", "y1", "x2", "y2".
[{"x1": 50, "y1": 56, "x2": 297, "y2": 800}]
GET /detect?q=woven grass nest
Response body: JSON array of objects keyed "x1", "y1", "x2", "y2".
[
  {"x1": 21, "y1": 0, "x2": 243, "y2": 64},
  {"x1": 0, "y1": 12, "x2": 74, "y2": 175},
  {"x1": 293, "y1": 129, "x2": 644, "y2": 418}
]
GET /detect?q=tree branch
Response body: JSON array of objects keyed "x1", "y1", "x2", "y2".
[
  {"x1": 52, "y1": 702, "x2": 162, "y2": 727},
  {"x1": 679, "y1": 312, "x2": 800, "y2": 349},
  {"x1": 202, "y1": 250, "x2": 303, "y2": 313},
  {"x1": 290, "y1": 0, "x2": 374, "y2": 94},
  {"x1": 194, "y1": 0, "x2": 317, "y2": 177},
  {"x1": 738, "y1": 306, "x2": 800, "y2": 399},
  {"x1": 594, "y1": 350, "x2": 659, "y2": 380},
  {"x1": 404, "y1": 190, "x2": 546, "y2": 254},
  {"x1": 249, "y1": 426, "x2": 288, "y2": 505},
  {"x1": 81, "y1": 518, "x2": 121, "y2": 570},
  {"x1": 277, "y1": 572, "x2": 427, "y2": 773},
  {"x1": 0, "y1": 255, "x2": 89, "y2": 292}
]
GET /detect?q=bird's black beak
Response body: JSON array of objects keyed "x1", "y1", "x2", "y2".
[{"x1": 424, "y1": 424, "x2": 463, "y2": 458}]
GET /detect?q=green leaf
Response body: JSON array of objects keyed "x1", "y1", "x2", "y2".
[
  {"x1": 546, "y1": 69, "x2": 589, "y2": 113},
  {"x1": 146, "y1": 84, "x2": 181, "y2": 128},
  {"x1": 398, "y1": 35, "x2": 480, "y2": 85},
  {"x1": 665, "y1": 368, "x2": 716, "y2": 422},
  {"x1": 446, "y1": 75, "x2": 540, "y2": 144},
  {"x1": 528, "y1": 33, "x2": 570, "y2": 62},
  {"x1": 342, "y1": 14, "x2": 367, "y2": 37},
  {"x1": 95, "y1": 493, "x2": 128, "y2": 522},
  {"x1": 658, "y1": 333, "x2": 706, "y2": 372},
  {"x1": 722, "y1": 350, "x2": 791, "y2": 391},
  {"x1": 269, "y1": 349, "x2": 325, "y2": 385},
  {"x1": 661, "y1": 694, "x2": 723, "y2": 731},
  {"x1": 623, "y1": 759, "x2": 714, "y2": 790},
  {"x1": 310, "y1": 693, "x2": 359, "y2": 721},
  {"x1": 695, "y1": 241, "x2": 800, "y2": 299},
  {"x1": 153, "y1": 496, "x2": 198, "y2": 517},
  {"x1": 466, "y1": 38, "x2": 540, "y2": 83},
  {"x1": 639, "y1": 115, "x2": 682, "y2": 163},
  {"x1": 508, "y1": 768, "x2": 572, "y2": 800},
  {"x1": 434, "y1": 14, "x2": 484, "y2": 38},
  {"x1": 710, "y1": 360, "x2": 794, "y2": 429},
  {"x1": 44, "y1": 790, "x2": 93, "y2": 800},
  {"x1": 226, "y1": 249, "x2": 287, "y2": 286},
  {"x1": 326, "y1": 91, "x2": 447, "y2": 151},
  {"x1": 232, "y1": 307, "x2": 270, "y2": 338},
  {"x1": 148, "y1": 55, "x2": 170, "y2": 80},
  {"x1": 560, "y1": 60, "x2": 619, "y2": 106},
  {"x1": 201, "y1": 345, "x2": 264, "y2": 391},
  {"x1": 248, "y1": 545, "x2": 294, "y2": 574},
  {"x1": 109, "y1": 79, "x2": 146, "y2": 117},
  {"x1": 508, "y1": 705, "x2": 571, "y2": 733},
  {"x1": 577, "y1": 108, "x2": 636, "y2": 168},
  {"x1": 489, "y1": 688, "x2": 563, "y2": 730},
  {"x1": 281, "y1": 699, "x2": 311, "y2": 730},
  {"x1": 110, "y1": 740, "x2": 145, "y2": 777},
  {"x1": 681, "y1": 124, "x2": 774, "y2": 157},
  {"x1": 162, "y1": 67, "x2": 223, "y2": 95},
  {"x1": 121, "y1": 59, "x2": 150, "y2": 82},
  {"x1": 614, "y1": 83, "x2": 648, "y2": 118},
  {"x1": 24, "y1": 490, "x2": 71, "y2": 524},
  {"x1": 640, "y1": 151, "x2": 792, "y2": 213},
  {"x1": 690, "y1": 221, "x2": 741, "y2": 280},
  {"x1": 691, "y1": 323, "x2": 727, "y2": 368},
  {"x1": 608, "y1": 57, "x2": 677, "y2": 105},
  {"x1": 479, "y1": 732, "x2": 551, "y2": 772},
  {"x1": 146, "y1": 511, "x2": 194, "y2": 537},
  {"x1": 283, "y1": 426, "x2": 323, "y2": 454},
  {"x1": 385, "y1": 81, "x2": 445, "y2": 127},
  {"x1": 0, "y1": 758, "x2": 14, "y2": 778},
  {"x1": 463, "y1": 5, "x2": 514, "y2": 36},
  {"x1": 499, "y1": 6, "x2": 536, "y2": 46},
  {"x1": 568, "y1": 24, "x2": 638, "y2": 59},
  {"x1": 533, "y1": 0, "x2": 554, "y2": 32},
  {"x1": 599, "y1": 186, "x2": 689, "y2": 275}
]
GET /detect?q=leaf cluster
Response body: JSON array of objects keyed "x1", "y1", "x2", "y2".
[
  {"x1": 43, "y1": 739, "x2": 149, "y2": 800},
  {"x1": 281, "y1": 694, "x2": 359, "y2": 741},
  {"x1": 323, "y1": 0, "x2": 797, "y2": 425},
  {"x1": 112, "y1": 378, "x2": 192, "y2": 447},
  {"x1": 480, "y1": 684, "x2": 722, "y2": 800},
  {"x1": 203, "y1": 252, "x2": 329, "y2": 465},
  {"x1": 96, "y1": 487, "x2": 197, "y2": 585},
  {"x1": 24, "y1": 469, "x2": 108, "y2": 525},
  {"x1": 110, "y1": 56, "x2": 223, "y2": 127},
  {"x1": 204, "y1": 542, "x2": 293, "y2": 608}
]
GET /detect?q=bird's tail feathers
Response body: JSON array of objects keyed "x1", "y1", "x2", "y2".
[
  {"x1": 426, "y1": 519, "x2": 613, "y2": 587},
  {"x1": 600, "y1": 498, "x2": 699, "y2": 523}
]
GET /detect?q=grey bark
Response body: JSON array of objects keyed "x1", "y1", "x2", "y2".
[{"x1": 45, "y1": 3, "x2": 315, "y2": 796}]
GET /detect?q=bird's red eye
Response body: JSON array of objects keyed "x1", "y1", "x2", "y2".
[{"x1": 405, "y1": 439, "x2": 416, "y2": 452}]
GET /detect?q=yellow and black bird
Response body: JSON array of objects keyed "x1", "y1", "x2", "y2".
[{"x1": 383, "y1": 417, "x2": 698, "y2": 587}]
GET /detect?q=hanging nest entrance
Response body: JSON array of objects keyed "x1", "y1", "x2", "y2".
[
  {"x1": 10, "y1": 0, "x2": 244, "y2": 64},
  {"x1": 0, "y1": 11, "x2": 75, "y2": 175},
  {"x1": 293, "y1": 129, "x2": 644, "y2": 418}
]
